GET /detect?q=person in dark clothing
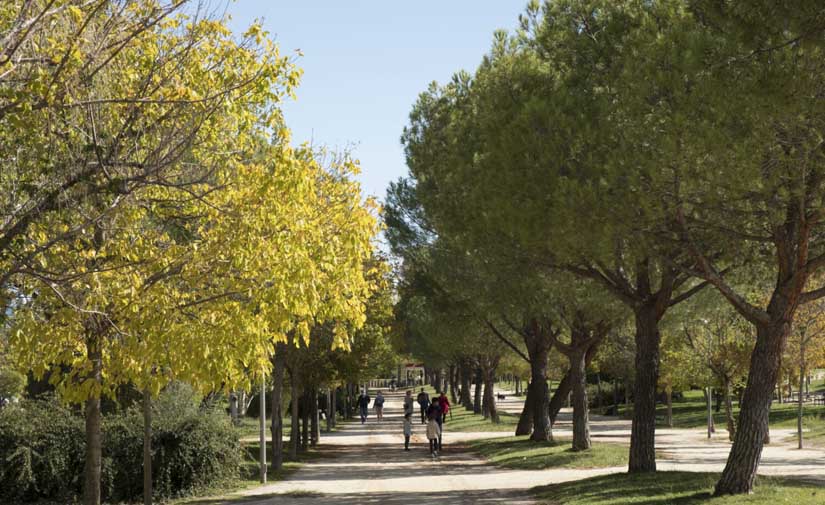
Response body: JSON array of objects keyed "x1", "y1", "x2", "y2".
[
  {"x1": 357, "y1": 390, "x2": 371, "y2": 424},
  {"x1": 426, "y1": 400, "x2": 443, "y2": 450},
  {"x1": 416, "y1": 388, "x2": 430, "y2": 424}
]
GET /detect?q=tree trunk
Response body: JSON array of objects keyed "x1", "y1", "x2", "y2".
[
  {"x1": 570, "y1": 349, "x2": 591, "y2": 451},
  {"x1": 289, "y1": 369, "x2": 299, "y2": 459},
  {"x1": 483, "y1": 366, "x2": 498, "y2": 423},
  {"x1": 83, "y1": 334, "x2": 102, "y2": 505},
  {"x1": 549, "y1": 341, "x2": 600, "y2": 424},
  {"x1": 724, "y1": 377, "x2": 736, "y2": 442},
  {"x1": 331, "y1": 387, "x2": 337, "y2": 428},
  {"x1": 798, "y1": 364, "x2": 805, "y2": 449},
  {"x1": 300, "y1": 390, "x2": 309, "y2": 451},
  {"x1": 143, "y1": 388, "x2": 152, "y2": 505},
  {"x1": 666, "y1": 388, "x2": 673, "y2": 428},
  {"x1": 528, "y1": 345, "x2": 552, "y2": 442},
  {"x1": 613, "y1": 378, "x2": 619, "y2": 416},
  {"x1": 434, "y1": 368, "x2": 442, "y2": 394},
  {"x1": 270, "y1": 347, "x2": 285, "y2": 470},
  {"x1": 516, "y1": 383, "x2": 534, "y2": 436},
  {"x1": 714, "y1": 321, "x2": 789, "y2": 495},
  {"x1": 629, "y1": 304, "x2": 661, "y2": 473},
  {"x1": 229, "y1": 392, "x2": 239, "y2": 424},
  {"x1": 460, "y1": 361, "x2": 473, "y2": 410},
  {"x1": 596, "y1": 373, "x2": 602, "y2": 410},
  {"x1": 449, "y1": 364, "x2": 458, "y2": 404},
  {"x1": 473, "y1": 367, "x2": 482, "y2": 414},
  {"x1": 310, "y1": 388, "x2": 319, "y2": 446}
]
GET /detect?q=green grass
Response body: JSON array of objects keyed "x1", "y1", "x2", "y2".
[
  {"x1": 532, "y1": 471, "x2": 824, "y2": 505},
  {"x1": 470, "y1": 435, "x2": 627, "y2": 470},
  {"x1": 608, "y1": 388, "x2": 825, "y2": 445}
]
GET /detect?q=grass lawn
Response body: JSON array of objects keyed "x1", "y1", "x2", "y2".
[
  {"x1": 412, "y1": 384, "x2": 519, "y2": 432},
  {"x1": 470, "y1": 435, "x2": 627, "y2": 470},
  {"x1": 608, "y1": 386, "x2": 825, "y2": 447},
  {"x1": 532, "y1": 471, "x2": 824, "y2": 505}
]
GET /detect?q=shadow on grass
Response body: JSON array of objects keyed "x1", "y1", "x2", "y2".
[
  {"x1": 470, "y1": 436, "x2": 627, "y2": 470},
  {"x1": 533, "y1": 471, "x2": 824, "y2": 505}
]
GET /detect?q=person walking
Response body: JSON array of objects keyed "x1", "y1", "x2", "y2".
[
  {"x1": 437, "y1": 391, "x2": 451, "y2": 425},
  {"x1": 403, "y1": 412, "x2": 413, "y2": 451},
  {"x1": 374, "y1": 391, "x2": 385, "y2": 422},
  {"x1": 426, "y1": 407, "x2": 441, "y2": 457},
  {"x1": 403, "y1": 389, "x2": 414, "y2": 417},
  {"x1": 416, "y1": 388, "x2": 430, "y2": 424},
  {"x1": 426, "y1": 399, "x2": 443, "y2": 451},
  {"x1": 357, "y1": 390, "x2": 371, "y2": 424}
]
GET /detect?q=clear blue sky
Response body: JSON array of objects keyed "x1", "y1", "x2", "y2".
[{"x1": 227, "y1": 1, "x2": 525, "y2": 202}]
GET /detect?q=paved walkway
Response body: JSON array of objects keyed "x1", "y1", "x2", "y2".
[{"x1": 198, "y1": 389, "x2": 825, "y2": 504}]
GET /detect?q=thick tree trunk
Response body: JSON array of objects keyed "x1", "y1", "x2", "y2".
[
  {"x1": 449, "y1": 364, "x2": 458, "y2": 404},
  {"x1": 331, "y1": 387, "x2": 337, "y2": 428},
  {"x1": 570, "y1": 349, "x2": 591, "y2": 451},
  {"x1": 724, "y1": 378, "x2": 736, "y2": 442},
  {"x1": 310, "y1": 388, "x2": 319, "y2": 446},
  {"x1": 798, "y1": 364, "x2": 805, "y2": 449},
  {"x1": 289, "y1": 370, "x2": 299, "y2": 459},
  {"x1": 473, "y1": 367, "x2": 482, "y2": 414},
  {"x1": 629, "y1": 304, "x2": 661, "y2": 473},
  {"x1": 549, "y1": 341, "x2": 600, "y2": 424},
  {"x1": 529, "y1": 346, "x2": 552, "y2": 442},
  {"x1": 143, "y1": 388, "x2": 152, "y2": 505},
  {"x1": 482, "y1": 367, "x2": 499, "y2": 423},
  {"x1": 715, "y1": 321, "x2": 789, "y2": 495},
  {"x1": 460, "y1": 361, "x2": 473, "y2": 410},
  {"x1": 516, "y1": 383, "x2": 534, "y2": 436},
  {"x1": 300, "y1": 390, "x2": 309, "y2": 451},
  {"x1": 270, "y1": 347, "x2": 285, "y2": 470},
  {"x1": 434, "y1": 368, "x2": 442, "y2": 394},
  {"x1": 83, "y1": 335, "x2": 102, "y2": 505}
]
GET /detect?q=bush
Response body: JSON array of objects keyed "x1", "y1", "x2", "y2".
[
  {"x1": 0, "y1": 396, "x2": 86, "y2": 503},
  {"x1": 0, "y1": 384, "x2": 241, "y2": 503}
]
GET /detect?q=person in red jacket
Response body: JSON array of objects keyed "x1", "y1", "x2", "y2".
[{"x1": 437, "y1": 391, "x2": 450, "y2": 424}]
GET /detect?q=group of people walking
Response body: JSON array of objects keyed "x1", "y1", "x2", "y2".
[
  {"x1": 356, "y1": 389, "x2": 385, "y2": 423},
  {"x1": 357, "y1": 387, "x2": 451, "y2": 458},
  {"x1": 404, "y1": 388, "x2": 450, "y2": 457}
]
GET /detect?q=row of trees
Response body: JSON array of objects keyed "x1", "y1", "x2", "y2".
[
  {"x1": 387, "y1": 0, "x2": 825, "y2": 496},
  {"x1": 1, "y1": 2, "x2": 383, "y2": 504}
]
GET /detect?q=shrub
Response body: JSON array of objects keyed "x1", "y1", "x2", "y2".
[
  {"x1": 0, "y1": 384, "x2": 241, "y2": 503},
  {"x1": 0, "y1": 396, "x2": 85, "y2": 503}
]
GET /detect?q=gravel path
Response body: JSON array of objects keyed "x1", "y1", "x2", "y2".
[{"x1": 199, "y1": 389, "x2": 825, "y2": 505}]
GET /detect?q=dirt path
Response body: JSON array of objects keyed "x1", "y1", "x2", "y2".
[
  {"x1": 201, "y1": 389, "x2": 825, "y2": 504},
  {"x1": 206, "y1": 391, "x2": 617, "y2": 505}
]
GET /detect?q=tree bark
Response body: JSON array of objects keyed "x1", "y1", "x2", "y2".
[
  {"x1": 289, "y1": 369, "x2": 299, "y2": 459},
  {"x1": 310, "y1": 388, "x2": 319, "y2": 446},
  {"x1": 528, "y1": 345, "x2": 552, "y2": 442},
  {"x1": 473, "y1": 367, "x2": 482, "y2": 414},
  {"x1": 270, "y1": 347, "x2": 285, "y2": 470},
  {"x1": 83, "y1": 334, "x2": 103, "y2": 505},
  {"x1": 143, "y1": 388, "x2": 152, "y2": 505},
  {"x1": 449, "y1": 364, "x2": 458, "y2": 404},
  {"x1": 300, "y1": 390, "x2": 309, "y2": 451},
  {"x1": 714, "y1": 321, "x2": 789, "y2": 495},
  {"x1": 549, "y1": 341, "x2": 600, "y2": 424},
  {"x1": 798, "y1": 364, "x2": 805, "y2": 449},
  {"x1": 570, "y1": 349, "x2": 590, "y2": 451},
  {"x1": 724, "y1": 377, "x2": 736, "y2": 442},
  {"x1": 516, "y1": 383, "x2": 534, "y2": 436},
  {"x1": 460, "y1": 360, "x2": 473, "y2": 410},
  {"x1": 628, "y1": 303, "x2": 661, "y2": 473},
  {"x1": 482, "y1": 365, "x2": 499, "y2": 423}
]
